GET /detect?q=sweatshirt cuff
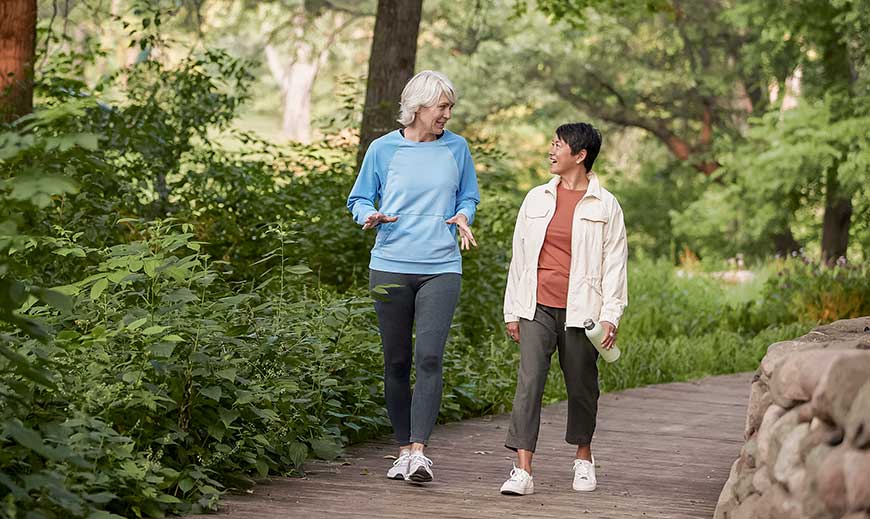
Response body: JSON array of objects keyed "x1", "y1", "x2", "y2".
[
  {"x1": 357, "y1": 210, "x2": 377, "y2": 227},
  {"x1": 505, "y1": 313, "x2": 519, "y2": 323},
  {"x1": 457, "y1": 207, "x2": 475, "y2": 226}
]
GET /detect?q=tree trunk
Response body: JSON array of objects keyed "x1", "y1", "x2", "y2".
[
  {"x1": 772, "y1": 228, "x2": 801, "y2": 257},
  {"x1": 0, "y1": 0, "x2": 37, "y2": 123},
  {"x1": 265, "y1": 44, "x2": 319, "y2": 143},
  {"x1": 356, "y1": 0, "x2": 422, "y2": 168},
  {"x1": 821, "y1": 169, "x2": 852, "y2": 264}
]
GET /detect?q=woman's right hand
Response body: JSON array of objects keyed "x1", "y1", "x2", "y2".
[
  {"x1": 506, "y1": 322, "x2": 520, "y2": 343},
  {"x1": 362, "y1": 212, "x2": 399, "y2": 230}
]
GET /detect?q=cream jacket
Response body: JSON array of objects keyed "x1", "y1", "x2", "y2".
[{"x1": 503, "y1": 173, "x2": 628, "y2": 328}]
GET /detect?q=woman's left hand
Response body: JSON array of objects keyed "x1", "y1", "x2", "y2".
[
  {"x1": 600, "y1": 321, "x2": 617, "y2": 350},
  {"x1": 446, "y1": 213, "x2": 478, "y2": 251}
]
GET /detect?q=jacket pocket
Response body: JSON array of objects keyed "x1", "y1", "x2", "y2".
[{"x1": 568, "y1": 275, "x2": 603, "y2": 318}]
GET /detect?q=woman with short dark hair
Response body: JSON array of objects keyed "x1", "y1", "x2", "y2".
[{"x1": 500, "y1": 122, "x2": 628, "y2": 495}]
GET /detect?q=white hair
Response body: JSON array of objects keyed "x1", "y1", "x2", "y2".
[{"x1": 397, "y1": 70, "x2": 457, "y2": 127}]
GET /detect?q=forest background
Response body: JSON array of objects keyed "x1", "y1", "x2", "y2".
[{"x1": 1, "y1": 0, "x2": 869, "y2": 517}]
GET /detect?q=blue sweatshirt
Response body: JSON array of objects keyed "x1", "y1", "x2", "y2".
[{"x1": 347, "y1": 129, "x2": 480, "y2": 275}]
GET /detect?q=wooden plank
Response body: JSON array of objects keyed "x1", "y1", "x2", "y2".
[{"x1": 188, "y1": 372, "x2": 752, "y2": 519}]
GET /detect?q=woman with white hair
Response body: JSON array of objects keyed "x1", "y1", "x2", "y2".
[{"x1": 347, "y1": 70, "x2": 480, "y2": 483}]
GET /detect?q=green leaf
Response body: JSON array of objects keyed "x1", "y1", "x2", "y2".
[
  {"x1": 143, "y1": 259, "x2": 161, "y2": 277},
  {"x1": 288, "y1": 442, "x2": 307, "y2": 468},
  {"x1": 147, "y1": 343, "x2": 175, "y2": 357},
  {"x1": 177, "y1": 477, "x2": 194, "y2": 493},
  {"x1": 122, "y1": 371, "x2": 143, "y2": 384},
  {"x1": 53, "y1": 247, "x2": 87, "y2": 258},
  {"x1": 7, "y1": 174, "x2": 79, "y2": 208},
  {"x1": 162, "y1": 334, "x2": 184, "y2": 342},
  {"x1": 156, "y1": 494, "x2": 181, "y2": 504},
  {"x1": 287, "y1": 265, "x2": 312, "y2": 275},
  {"x1": 32, "y1": 288, "x2": 73, "y2": 313},
  {"x1": 310, "y1": 437, "x2": 343, "y2": 460},
  {"x1": 256, "y1": 458, "x2": 269, "y2": 478},
  {"x1": 215, "y1": 368, "x2": 237, "y2": 381},
  {"x1": 200, "y1": 386, "x2": 222, "y2": 401},
  {"x1": 127, "y1": 317, "x2": 148, "y2": 330},
  {"x1": 219, "y1": 408, "x2": 240, "y2": 427},
  {"x1": 142, "y1": 325, "x2": 166, "y2": 335},
  {"x1": 90, "y1": 278, "x2": 108, "y2": 300}
]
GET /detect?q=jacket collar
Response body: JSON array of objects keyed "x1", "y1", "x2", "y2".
[{"x1": 544, "y1": 172, "x2": 602, "y2": 199}]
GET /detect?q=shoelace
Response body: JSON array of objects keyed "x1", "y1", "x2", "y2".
[
  {"x1": 392, "y1": 453, "x2": 410, "y2": 467},
  {"x1": 508, "y1": 466, "x2": 529, "y2": 482},
  {"x1": 410, "y1": 453, "x2": 433, "y2": 468},
  {"x1": 573, "y1": 459, "x2": 591, "y2": 480}
]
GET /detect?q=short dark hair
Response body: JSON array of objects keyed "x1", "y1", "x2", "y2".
[{"x1": 556, "y1": 122, "x2": 602, "y2": 172}]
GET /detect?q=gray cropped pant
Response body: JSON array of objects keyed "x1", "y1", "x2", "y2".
[
  {"x1": 505, "y1": 304, "x2": 600, "y2": 452},
  {"x1": 369, "y1": 269, "x2": 461, "y2": 446}
]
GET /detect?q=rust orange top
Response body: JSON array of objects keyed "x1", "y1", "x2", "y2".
[{"x1": 536, "y1": 184, "x2": 586, "y2": 308}]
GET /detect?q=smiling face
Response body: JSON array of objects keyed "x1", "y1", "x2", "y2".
[
  {"x1": 548, "y1": 134, "x2": 587, "y2": 175},
  {"x1": 414, "y1": 93, "x2": 454, "y2": 136}
]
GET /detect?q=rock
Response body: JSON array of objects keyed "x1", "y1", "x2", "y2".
[
  {"x1": 762, "y1": 483, "x2": 803, "y2": 519},
  {"x1": 845, "y1": 382, "x2": 870, "y2": 448},
  {"x1": 812, "y1": 351, "x2": 870, "y2": 427},
  {"x1": 841, "y1": 513, "x2": 870, "y2": 519},
  {"x1": 714, "y1": 458, "x2": 740, "y2": 519},
  {"x1": 746, "y1": 380, "x2": 772, "y2": 439},
  {"x1": 801, "y1": 418, "x2": 845, "y2": 458},
  {"x1": 813, "y1": 446, "x2": 848, "y2": 517},
  {"x1": 770, "y1": 350, "x2": 841, "y2": 407},
  {"x1": 844, "y1": 449, "x2": 870, "y2": 512},
  {"x1": 773, "y1": 422, "x2": 809, "y2": 486},
  {"x1": 814, "y1": 316, "x2": 870, "y2": 337},
  {"x1": 752, "y1": 467, "x2": 772, "y2": 495},
  {"x1": 761, "y1": 340, "x2": 816, "y2": 378},
  {"x1": 758, "y1": 404, "x2": 787, "y2": 463},
  {"x1": 735, "y1": 468, "x2": 757, "y2": 501},
  {"x1": 766, "y1": 407, "x2": 802, "y2": 480},
  {"x1": 786, "y1": 467, "x2": 806, "y2": 496},
  {"x1": 730, "y1": 492, "x2": 761, "y2": 519},
  {"x1": 742, "y1": 437, "x2": 759, "y2": 469}
]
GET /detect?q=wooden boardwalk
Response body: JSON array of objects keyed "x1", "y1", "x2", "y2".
[{"x1": 193, "y1": 372, "x2": 752, "y2": 519}]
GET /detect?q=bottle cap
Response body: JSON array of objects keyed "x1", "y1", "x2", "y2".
[{"x1": 583, "y1": 318, "x2": 595, "y2": 330}]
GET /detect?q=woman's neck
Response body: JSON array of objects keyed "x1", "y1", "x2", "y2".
[
  {"x1": 559, "y1": 169, "x2": 589, "y2": 191},
  {"x1": 403, "y1": 125, "x2": 438, "y2": 142}
]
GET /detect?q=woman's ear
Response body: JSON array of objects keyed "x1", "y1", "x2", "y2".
[{"x1": 574, "y1": 149, "x2": 588, "y2": 165}]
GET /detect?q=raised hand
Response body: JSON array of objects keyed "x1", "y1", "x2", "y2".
[
  {"x1": 445, "y1": 213, "x2": 478, "y2": 251},
  {"x1": 362, "y1": 212, "x2": 399, "y2": 230}
]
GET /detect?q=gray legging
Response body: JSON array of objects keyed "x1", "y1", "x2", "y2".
[{"x1": 369, "y1": 269, "x2": 462, "y2": 445}]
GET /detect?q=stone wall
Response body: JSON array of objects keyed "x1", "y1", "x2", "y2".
[{"x1": 715, "y1": 316, "x2": 870, "y2": 519}]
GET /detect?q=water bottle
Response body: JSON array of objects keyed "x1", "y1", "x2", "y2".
[{"x1": 583, "y1": 318, "x2": 621, "y2": 363}]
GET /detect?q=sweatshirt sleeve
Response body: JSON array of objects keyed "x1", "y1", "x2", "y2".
[
  {"x1": 347, "y1": 144, "x2": 380, "y2": 226},
  {"x1": 599, "y1": 199, "x2": 629, "y2": 327},
  {"x1": 454, "y1": 141, "x2": 480, "y2": 225}
]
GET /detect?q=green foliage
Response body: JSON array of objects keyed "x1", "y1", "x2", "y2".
[
  {"x1": 3, "y1": 2, "x2": 868, "y2": 517},
  {"x1": 673, "y1": 98, "x2": 870, "y2": 260},
  {"x1": 759, "y1": 257, "x2": 870, "y2": 324}
]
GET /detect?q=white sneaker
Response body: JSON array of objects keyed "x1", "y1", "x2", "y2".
[
  {"x1": 386, "y1": 451, "x2": 411, "y2": 480},
  {"x1": 407, "y1": 453, "x2": 434, "y2": 483},
  {"x1": 500, "y1": 466, "x2": 534, "y2": 495},
  {"x1": 572, "y1": 456, "x2": 597, "y2": 491}
]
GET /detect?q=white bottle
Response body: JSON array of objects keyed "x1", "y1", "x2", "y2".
[{"x1": 583, "y1": 318, "x2": 621, "y2": 363}]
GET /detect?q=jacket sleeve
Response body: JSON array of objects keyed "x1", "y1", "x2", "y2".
[
  {"x1": 504, "y1": 198, "x2": 526, "y2": 323},
  {"x1": 454, "y1": 142, "x2": 480, "y2": 225},
  {"x1": 346, "y1": 145, "x2": 380, "y2": 226},
  {"x1": 599, "y1": 199, "x2": 628, "y2": 327}
]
